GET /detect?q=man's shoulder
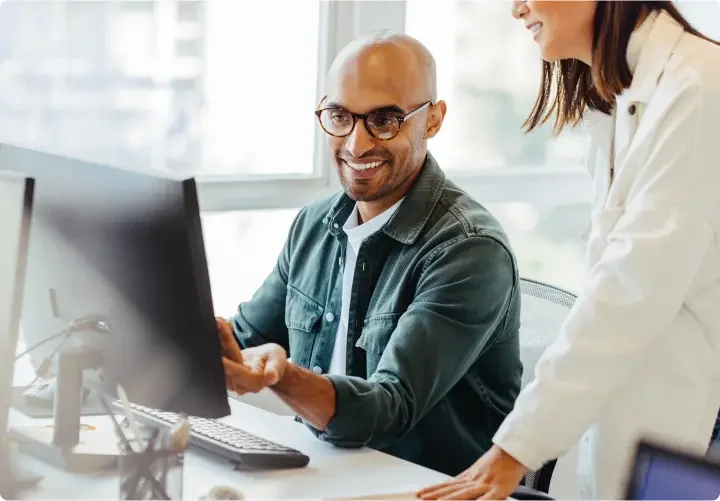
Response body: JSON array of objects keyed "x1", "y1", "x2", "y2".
[{"x1": 430, "y1": 180, "x2": 513, "y2": 250}]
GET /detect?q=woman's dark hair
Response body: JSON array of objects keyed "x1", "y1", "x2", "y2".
[{"x1": 524, "y1": 1, "x2": 720, "y2": 135}]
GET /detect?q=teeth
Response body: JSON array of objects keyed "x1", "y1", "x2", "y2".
[
  {"x1": 347, "y1": 160, "x2": 384, "y2": 171},
  {"x1": 531, "y1": 23, "x2": 542, "y2": 34}
]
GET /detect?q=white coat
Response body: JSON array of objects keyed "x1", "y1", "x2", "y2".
[{"x1": 493, "y1": 10, "x2": 720, "y2": 499}]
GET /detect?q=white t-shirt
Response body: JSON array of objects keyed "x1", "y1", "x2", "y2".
[{"x1": 327, "y1": 199, "x2": 404, "y2": 375}]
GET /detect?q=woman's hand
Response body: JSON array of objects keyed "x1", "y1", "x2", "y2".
[{"x1": 417, "y1": 445, "x2": 526, "y2": 500}]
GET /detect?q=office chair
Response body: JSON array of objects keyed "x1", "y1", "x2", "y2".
[{"x1": 517, "y1": 277, "x2": 577, "y2": 494}]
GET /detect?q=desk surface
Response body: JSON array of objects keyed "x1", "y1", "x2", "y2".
[{"x1": 9, "y1": 398, "x2": 449, "y2": 500}]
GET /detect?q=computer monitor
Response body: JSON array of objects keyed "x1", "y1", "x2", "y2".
[
  {"x1": 0, "y1": 143, "x2": 230, "y2": 421},
  {"x1": 625, "y1": 438, "x2": 720, "y2": 500},
  {"x1": 0, "y1": 171, "x2": 38, "y2": 497}
]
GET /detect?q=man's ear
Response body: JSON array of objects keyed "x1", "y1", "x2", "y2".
[{"x1": 424, "y1": 100, "x2": 447, "y2": 139}]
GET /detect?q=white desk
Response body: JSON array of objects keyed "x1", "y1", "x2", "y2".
[{"x1": 9, "y1": 398, "x2": 450, "y2": 500}]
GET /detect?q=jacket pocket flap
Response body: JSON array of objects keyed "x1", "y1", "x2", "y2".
[
  {"x1": 285, "y1": 286, "x2": 324, "y2": 333},
  {"x1": 355, "y1": 313, "x2": 401, "y2": 356}
]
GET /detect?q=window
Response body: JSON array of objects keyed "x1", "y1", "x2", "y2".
[
  {"x1": 0, "y1": 0, "x2": 321, "y2": 179},
  {"x1": 202, "y1": 209, "x2": 299, "y2": 316},
  {"x1": 404, "y1": 1, "x2": 591, "y2": 291},
  {"x1": 5, "y1": 1, "x2": 714, "y2": 301},
  {"x1": 406, "y1": 2, "x2": 588, "y2": 172}
]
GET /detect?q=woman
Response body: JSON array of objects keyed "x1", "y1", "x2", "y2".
[{"x1": 419, "y1": 1, "x2": 720, "y2": 499}]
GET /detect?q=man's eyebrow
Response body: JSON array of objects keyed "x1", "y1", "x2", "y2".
[{"x1": 324, "y1": 102, "x2": 406, "y2": 115}]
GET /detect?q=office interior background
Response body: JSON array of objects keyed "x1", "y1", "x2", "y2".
[{"x1": 1, "y1": 0, "x2": 719, "y2": 343}]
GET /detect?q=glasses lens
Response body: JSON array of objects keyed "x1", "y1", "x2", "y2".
[
  {"x1": 320, "y1": 109, "x2": 354, "y2": 136},
  {"x1": 366, "y1": 111, "x2": 401, "y2": 140}
]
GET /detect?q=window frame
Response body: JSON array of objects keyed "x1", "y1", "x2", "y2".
[{"x1": 197, "y1": 1, "x2": 592, "y2": 213}]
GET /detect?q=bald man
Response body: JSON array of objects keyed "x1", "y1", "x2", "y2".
[{"x1": 217, "y1": 31, "x2": 523, "y2": 476}]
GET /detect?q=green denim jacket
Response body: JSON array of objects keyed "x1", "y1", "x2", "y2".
[{"x1": 231, "y1": 153, "x2": 522, "y2": 476}]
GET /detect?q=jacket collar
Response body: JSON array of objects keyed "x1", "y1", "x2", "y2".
[
  {"x1": 625, "y1": 9, "x2": 684, "y2": 104},
  {"x1": 324, "y1": 151, "x2": 446, "y2": 245},
  {"x1": 584, "y1": 10, "x2": 685, "y2": 141}
]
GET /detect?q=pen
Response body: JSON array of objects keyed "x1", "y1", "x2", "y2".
[{"x1": 97, "y1": 394, "x2": 134, "y2": 454}]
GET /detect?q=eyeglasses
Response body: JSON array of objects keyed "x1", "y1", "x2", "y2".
[{"x1": 315, "y1": 100, "x2": 433, "y2": 141}]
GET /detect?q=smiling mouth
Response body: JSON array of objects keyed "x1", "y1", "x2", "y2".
[
  {"x1": 344, "y1": 160, "x2": 386, "y2": 172},
  {"x1": 527, "y1": 22, "x2": 543, "y2": 36}
]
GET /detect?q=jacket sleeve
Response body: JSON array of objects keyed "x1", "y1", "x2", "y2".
[
  {"x1": 306, "y1": 235, "x2": 518, "y2": 448},
  {"x1": 493, "y1": 80, "x2": 720, "y2": 470},
  {"x1": 230, "y1": 209, "x2": 305, "y2": 351}
]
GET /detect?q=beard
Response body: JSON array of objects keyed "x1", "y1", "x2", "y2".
[{"x1": 336, "y1": 159, "x2": 401, "y2": 202}]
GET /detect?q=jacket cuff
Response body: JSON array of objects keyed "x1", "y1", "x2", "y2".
[
  {"x1": 492, "y1": 413, "x2": 553, "y2": 472},
  {"x1": 303, "y1": 375, "x2": 368, "y2": 448}
]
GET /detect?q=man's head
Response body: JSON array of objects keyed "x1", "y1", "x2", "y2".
[{"x1": 318, "y1": 31, "x2": 446, "y2": 205}]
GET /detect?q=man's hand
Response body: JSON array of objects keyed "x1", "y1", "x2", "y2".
[
  {"x1": 416, "y1": 445, "x2": 526, "y2": 500},
  {"x1": 216, "y1": 317, "x2": 289, "y2": 395},
  {"x1": 216, "y1": 318, "x2": 336, "y2": 430}
]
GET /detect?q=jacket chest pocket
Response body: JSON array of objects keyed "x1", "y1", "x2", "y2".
[
  {"x1": 355, "y1": 314, "x2": 400, "y2": 375},
  {"x1": 586, "y1": 206, "x2": 625, "y2": 267},
  {"x1": 285, "y1": 286, "x2": 324, "y2": 367}
]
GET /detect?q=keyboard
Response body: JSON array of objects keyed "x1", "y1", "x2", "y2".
[{"x1": 112, "y1": 402, "x2": 310, "y2": 469}]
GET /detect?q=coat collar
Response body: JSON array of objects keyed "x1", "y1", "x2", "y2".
[
  {"x1": 324, "y1": 152, "x2": 446, "y2": 246},
  {"x1": 625, "y1": 10, "x2": 685, "y2": 104},
  {"x1": 584, "y1": 10, "x2": 685, "y2": 143}
]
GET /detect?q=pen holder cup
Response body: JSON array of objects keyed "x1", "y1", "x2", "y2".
[{"x1": 118, "y1": 443, "x2": 184, "y2": 500}]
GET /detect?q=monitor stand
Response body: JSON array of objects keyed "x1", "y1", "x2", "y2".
[
  {"x1": 9, "y1": 344, "x2": 121, "y2": 473},
  {"x1": 0, "y1": 438, "x2": 43, "y2": 499},
  {"x1": 10, "y1": 372, "x2": 108, "y2": 419}
]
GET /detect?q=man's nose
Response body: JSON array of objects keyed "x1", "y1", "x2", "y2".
[{"x1": 344, "y1": 120, "x2": 375, "y2": 158}]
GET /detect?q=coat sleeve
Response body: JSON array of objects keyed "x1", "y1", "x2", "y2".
[{"x1": 493, "y1": 79, "x2": 720, "y2": 470}]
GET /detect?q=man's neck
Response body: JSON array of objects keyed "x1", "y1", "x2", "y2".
[{"x1": 357, "y1": 191, "x2": 404, "y2": 225}]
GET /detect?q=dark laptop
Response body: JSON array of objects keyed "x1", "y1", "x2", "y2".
[{"x1": 625, "y1": 438, "x2": 720, "y2": 500}]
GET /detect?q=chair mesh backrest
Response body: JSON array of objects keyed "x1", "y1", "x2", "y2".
[
  {"x1": 519, "y1": 278, "x2": 577, "y2": 389},
  {"x1": 518, "y1": 278, "x2": 577, "y2": 492}
]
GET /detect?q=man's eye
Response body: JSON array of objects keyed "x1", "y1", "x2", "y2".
[
  {"x1": 330, "y1": 112, "x2": 351, "y2": 125},
  {"x1": 369, "y1": 113, "x2": 397, "y2": 129}
]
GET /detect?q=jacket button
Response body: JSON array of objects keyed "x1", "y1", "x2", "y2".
[
  {"x1": 628, "y1": 104, "x2": 636, "y2": 115},
  {"x1": 325, "y1": 312, "x2": 335, "y2": 323},
  {"x1": 312, "y1": 366, "x2": 322, "y2": 374}
]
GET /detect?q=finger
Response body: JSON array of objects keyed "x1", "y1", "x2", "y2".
[
  {"x1": 231, "y1": 385, "x2": 248, "y2": 396},
  {"x1": 225, "y1": 375, "x2": 246, "y2": 395},
  {"x1": 222, "y1": 357, "x2": 265, "y2": 393},
  {"x1": 217, "y1": 319, "x2": 244, "y2": 362},
  {"x1": 251, "y1": 354, "x2": 268, "y2": 372},
  {"x1": 417, "y1": 478, "x2": 464, "y2": 497},
  {"x1": 418, "y1": 481, "x2": 476, "y2": 500},
  {"x1": 417, "y1": 482, "x2": 451, "y2": 498},
  {"x1": 216, "y1": 317, "x2": 233, "y2": 341},
  {"x1": 418, "y1": 465, "x2": 475, "y2": 497},
  {"x1": 457, "y1": 469, "x2": 475, "y2": 481},
  {"x1": 445, "y1": 484, "x2": 490, "y2": 500}
]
